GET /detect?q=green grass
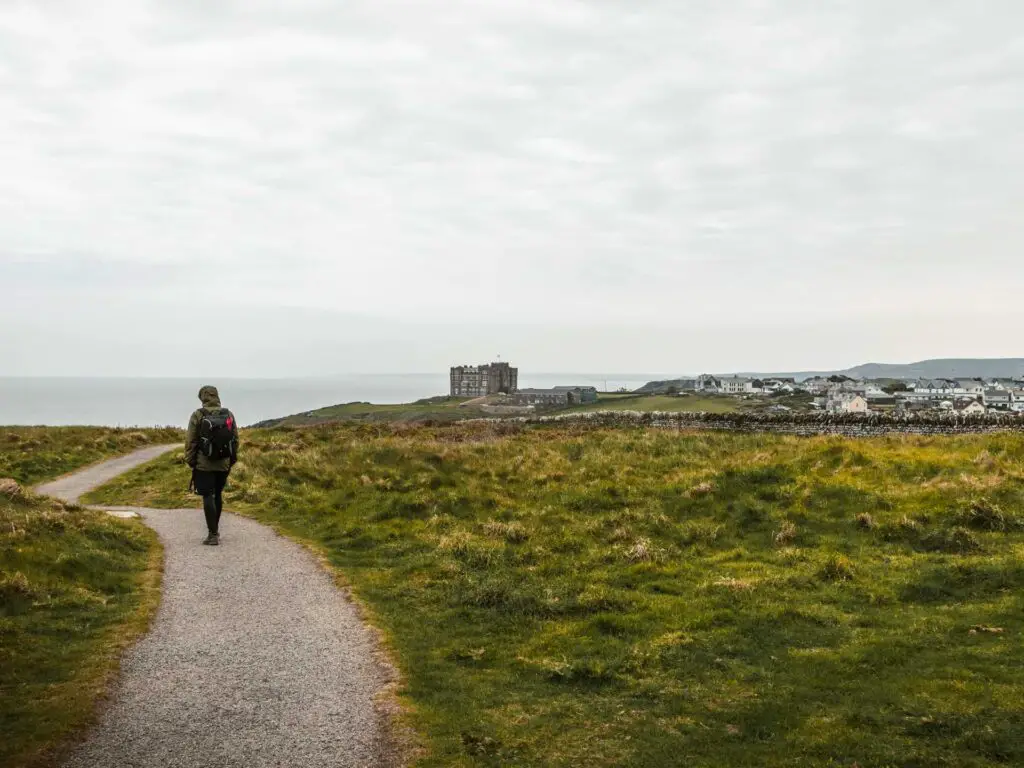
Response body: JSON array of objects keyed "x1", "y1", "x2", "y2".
[
  {"x1": 0, "y1": 487, "x2": 162, "y2": 768},
  {"x1": 0, "y1": 426, "x2": 182, "y2": 487},
  {"x1": 258, "y1": 392, "x2": 745, "y2": 428},
  {"x1": 85, "y1": 424, "x2": 1024, "y2": 766},
  {"x1": 259, "y1": 391, "x2": 812, "y2": 429}
]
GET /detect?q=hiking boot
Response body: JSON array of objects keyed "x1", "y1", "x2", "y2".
[{"x1": 202, "y1": 533, "x2": 220, "y2": 546}]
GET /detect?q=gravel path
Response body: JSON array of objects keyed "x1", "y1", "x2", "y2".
[{"x1": 41, "y1": 448, "x2": 400, "y2": 768}]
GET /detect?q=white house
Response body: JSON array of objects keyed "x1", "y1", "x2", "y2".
[
  {"x1": 984, "y1": 389, "x2": 1012, "y2": 409},
  {"x1": 912, "y1": 378, "x2": 960, "y2": 396},
  {"x1": 827, "y1": 394, "x2": 869, "y2": 414},
  {"x1": 956, "y1": 380, "x2": 986, "y2": 397},
  {"x1": 901, "y1": 389, "x2": 941, "y2": 403},
  {"x1": 1012, "y1": 391, "x2": 1024, "y2": 412},
  {"x1": 718, "y1": 376, "x2": 754, "y2": 394},
  {"x1": 958, "y1": 401, "x2": 987, "y2": 415}
]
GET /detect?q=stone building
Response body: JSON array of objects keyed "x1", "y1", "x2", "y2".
[{"x1": 450, "y1": 362, "x2": 518, "y2": 397}]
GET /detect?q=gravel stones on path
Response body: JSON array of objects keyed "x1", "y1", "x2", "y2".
[{"x1": 63, "y1": 509, "x2": 395, "y2": 768}]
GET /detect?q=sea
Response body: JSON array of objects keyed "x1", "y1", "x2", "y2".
[{"x1": 0, "y1": 374, "x2": 662, "y2": 428}]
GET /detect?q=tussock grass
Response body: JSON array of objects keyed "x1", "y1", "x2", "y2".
[
  {"x1": 0, "y1": 490, "x2": 161, "y2": 768},
  {"x1": 855, "y1": 511, "x2": 875, "y2": 529},
  {"x1": 85, "y1": 423, "x2": 1024, "y2": 767}
]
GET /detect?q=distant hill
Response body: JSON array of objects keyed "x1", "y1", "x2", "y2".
[
  {"x1": 842, "y1": 359, "x2": 1024, "y2": 380},
  {"x1": 251, "y1": 397, "x2": 484, "y2": 428},
  {"x1": 637, "y1": 358, "x2": 1024, "y2": 392}
]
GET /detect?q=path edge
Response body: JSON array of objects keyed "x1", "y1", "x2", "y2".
[
  {"x1": 230, "y1": 512, "x2": 424, "y2": 767},
  {"x1": 28, "y1": 519, "x2": 166, "y2": 768}
]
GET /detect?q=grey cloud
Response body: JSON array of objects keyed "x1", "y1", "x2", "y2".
[{"x1": 2, "y1": 0, "x2": 1024, "y2": 375}]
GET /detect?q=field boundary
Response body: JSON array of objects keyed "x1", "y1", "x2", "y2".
[{"x1": 515, "y1": 409, "x2": 1024, "y2": 436}]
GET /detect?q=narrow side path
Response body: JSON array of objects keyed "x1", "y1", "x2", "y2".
[
  {"x1": 38, "y1": 447, "x2": 398, "y2": 768},
  {"x1": 35, "y1": 444, "x2": 179, "y2": 503}
]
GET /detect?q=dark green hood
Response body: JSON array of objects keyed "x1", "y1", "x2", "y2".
[{"x1": 198, "y1": 385, "x2": 222, "y2": 409}]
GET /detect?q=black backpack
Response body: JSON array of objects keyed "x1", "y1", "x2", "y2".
[{"x1": 199, "y1": 408, "x2": 236, "y2": 460}]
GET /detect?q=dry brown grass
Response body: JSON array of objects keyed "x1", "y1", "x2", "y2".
[
  {"x1": 482, "y1": 520, "x2": 530, "y2": 543},
  {"x1": 711, "y1": 576, "x2": 757, "y2": 592},
  {"x1": 773, "y1": 520, "x2": 798, "y2": 546},
  {"x1": 687, "y1": 480, "x2": 714, "y2": 497},
  {"x1": 625, "y1": 537, "x2": 657, "y2": 562}
]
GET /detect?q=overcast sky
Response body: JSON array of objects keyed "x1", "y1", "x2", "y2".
[{"x1": 2, "y1": 0, "x2": 1023, "y2": 377}]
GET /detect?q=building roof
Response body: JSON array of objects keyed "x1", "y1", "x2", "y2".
[
  {"x1": 985, "y1": 389, "x2": 1010, "y2": 398},
  {"x1": 451, "y1": 362, "x2": 517, "y2": 371},
  {"x1": 552, "y1": 385, "x2": 597, "y2": 391}
]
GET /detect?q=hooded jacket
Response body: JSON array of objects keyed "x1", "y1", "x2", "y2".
[{"x1": 185, "y1": 385, "x2": 239, "y2": 472}]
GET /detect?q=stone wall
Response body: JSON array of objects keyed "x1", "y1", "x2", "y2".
[{"x1": 523, "y1": 410, "x2": 1024, "y2": 436}]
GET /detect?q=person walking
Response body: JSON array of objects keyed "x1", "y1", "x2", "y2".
[{"x1": 185, "y1": 385, "x2": 239, "y2": 545}]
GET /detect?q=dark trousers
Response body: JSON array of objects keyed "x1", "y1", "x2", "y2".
[{"x1": 193, "y1": 470, "x2": 229, "y2": 535}]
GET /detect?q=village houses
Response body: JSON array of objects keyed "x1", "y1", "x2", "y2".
[{"x1": 656, "y1": 371, "x2": 1024, "y2": 416}]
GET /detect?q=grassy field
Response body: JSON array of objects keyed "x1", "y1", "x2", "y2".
[
  {"x1": 84, "y1": 423, "x2": 1024, "y2": 766},
  {"x1": 258, "y1": 393, "x2": 744, "y2": 427},
  {"x1": 257, "y1": 392, "x2": 820, "y2": 429},
  {"x1": 0, "y1": 485, "x2": 162, "y2": 768},
  {"x1": 253, "y1": 397, "x2": 482, "y2": 427},
  {"x1": 0, "y1": 426, "x2": 182, "y2": 487}
]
